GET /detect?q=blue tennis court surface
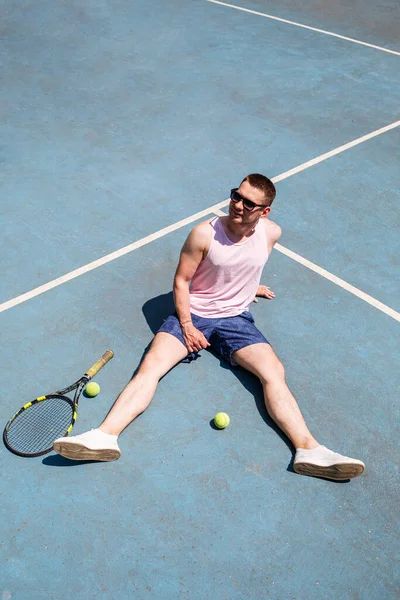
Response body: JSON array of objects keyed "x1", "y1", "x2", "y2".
[{"x1": 1, "y1": 1, "x2": 399, "y2": 599}]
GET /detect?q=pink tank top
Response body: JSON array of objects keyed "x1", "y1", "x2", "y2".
[{"x1": 189, "y1": 216, "x2": 269, "y2": 318}]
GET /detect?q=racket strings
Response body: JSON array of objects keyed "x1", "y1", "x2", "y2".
[{"x1": 6, "y1": 396, "x2": 75, "y2": 455}]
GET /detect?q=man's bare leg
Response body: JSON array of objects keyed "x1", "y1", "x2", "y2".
[
  {"x1": 99, "y1": 333, "x2": 189, "y2": 436},
  {"x1": 233, "y1": 343, "x2": 318, "y2": 449},
  {"x1": 232, "y1": 343, "x2": 365, "y2": 480},
  {"x1": 53, "y1": 333, "x2": 188, "y2": 460}
]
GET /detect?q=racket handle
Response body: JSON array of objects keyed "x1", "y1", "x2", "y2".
[{"x1": 85, "y1": 350, "x2": 114, "y2": 380}]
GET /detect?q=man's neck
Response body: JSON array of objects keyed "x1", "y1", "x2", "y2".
[{"x1": 223, "y1": 216, "x2": 260, "y2": 243}]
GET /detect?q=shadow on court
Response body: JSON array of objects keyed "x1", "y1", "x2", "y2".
[
  {"x1": 42, "y1": 455, "x2": 100, "y2": 467},
  {"x1": 142, "y1": 291, "x2": 294, "y2": 452},
  {"x1": 142, "y1": 291, "x2": 176, "y2": 333},
  {"x1": 141, "y1": 293, "x2": 352, "y2": 482},
  {"x1": 41, "y1": 293, "x2": 350, "y2": 483}
]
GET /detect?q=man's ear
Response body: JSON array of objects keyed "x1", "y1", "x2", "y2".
[{"x1": 261, "y1": 206, "x2": 271, "y2": 218}]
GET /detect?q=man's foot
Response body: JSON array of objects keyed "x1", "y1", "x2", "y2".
[
  {"x1": 53, "y1": 429, "x2": 121, "y2": 462},
  {"x1": 293, "y1": 445, "x2": 365, "y2": 480}
]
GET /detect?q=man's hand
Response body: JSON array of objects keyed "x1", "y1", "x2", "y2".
[
  {"x1": 181, "y1": 322, "x2": 211, "y2": 353},
  {"x1": 253, "y1": 284, "x2": 275, "y2": 302}
]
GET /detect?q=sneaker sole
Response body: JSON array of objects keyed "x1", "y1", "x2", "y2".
[
  {"x1": 53, "y1": 442, "x2": 121, "y2": 462},
  {"x1": 293, "y1": 461, "x2": 365, "y2": 480}
]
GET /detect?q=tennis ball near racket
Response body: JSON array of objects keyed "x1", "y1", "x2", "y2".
[
  {"x1": 85, "y1": 382, "x2": 100, "y2": 397},
  {"x1": 214, "y1": 412, "x2": 230, "y2": 429}
]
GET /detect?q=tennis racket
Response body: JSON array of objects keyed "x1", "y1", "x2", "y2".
[{"x1": 3, "y1": 349, "x2": 114, "y2": 458}]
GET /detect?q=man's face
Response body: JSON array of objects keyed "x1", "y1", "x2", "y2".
[{"x1": 228, "y1": 180, "x2": 271, "y2": 226}]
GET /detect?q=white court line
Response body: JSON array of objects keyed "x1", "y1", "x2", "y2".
[
  {"x1": 214, "y1": 119, "x2": 400, "y2": 197},
  {"x1": 0, "y1": 201, "x2": 228, "y2": 314},
  {"x1": 1, "y1": 119, "x2": 400, "y2": 319},
  {"x1": 274, "y1": 244, "x2": 400, "y2": 321},
  {"x1": 206, "y1": 0, "x2": 400, "y2": 57},
  {"x1": 273, "y1": 120, "x2": 400, "y2": 183},
  {"x1": 213, "y1": 208, "x2": 400, "y2": 322}
]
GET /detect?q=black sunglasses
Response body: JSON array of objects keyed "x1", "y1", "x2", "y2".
[{"x1": 230, "y1": 188, "x2": 268, "y2": 212}]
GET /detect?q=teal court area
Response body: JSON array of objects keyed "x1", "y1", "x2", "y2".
[{"x1": 1, "y1": 1, "x2": 399, "y2": 598}]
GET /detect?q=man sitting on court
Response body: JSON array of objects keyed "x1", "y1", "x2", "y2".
[{"x1": 54, "y1": 173, "x2": 365, "y2": 481}]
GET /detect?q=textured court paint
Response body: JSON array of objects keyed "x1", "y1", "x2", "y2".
[
  {"x1": 1, "y1": 0, "x2": 399, "y2": 599},
  {"x1": 214, "y1": 208, "x2": 400, "y2": 321},
  {"x1": 274, "y1": 243, "x2": 400, "y2": 320},
  {"x1": 271, "y1": 119, "x2": 400, "y2": 184},
  {"x1": 2, "y1": 1, "x2": 400, "y2": 301},
  {"x1": 0, "y1": 201, "x2": 227, "y2": 312},
  {"x1": 270, "y1": 128, "x2": 400, "y2": 315},
  {"x1": 2, "y1": 120, "x2": 399, "y2": 316},
  {"x1": 206, "y1": 0, "x2": 400, "y2": 56},
  {"x1": 1, "y1": 230, "x2": 399, "y2": 600},
  {"x1": 209, "y1": 0, "x2": 400, "y2": 51}
]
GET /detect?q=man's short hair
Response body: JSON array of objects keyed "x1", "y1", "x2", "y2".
[{"x1": 241, "y1": 173, "x2": 276, "y2": 207}]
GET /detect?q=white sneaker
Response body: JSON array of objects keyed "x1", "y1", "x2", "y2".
[
  {"x1": 293, "y1": 445, "x2": 365, "y2": 480},
  {"x1": 53, "y1": 429, "x2": 121, "y2": 462}
]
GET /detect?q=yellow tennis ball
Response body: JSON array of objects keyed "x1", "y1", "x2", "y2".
[
  {"x1": 214, "y1": 412, "x2": 230, "y2": 429},
  {"x1": 85, "y1": 382, "x2": 100, "y2": 397}
]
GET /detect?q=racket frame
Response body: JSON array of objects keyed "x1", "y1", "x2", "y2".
[{"x1": 3, "y1": 350, "x2": 114, "y2": 458}]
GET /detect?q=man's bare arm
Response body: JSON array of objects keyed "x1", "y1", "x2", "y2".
[
  {"x1": 254, "y1": 218, "x2": 282, "y2": 301},
  {"x1": 173, "y1": 221, "x2": 212, "y2": 353},
  {"x1": 264, "y1": 218, "x2": 282, "y2": 255}
]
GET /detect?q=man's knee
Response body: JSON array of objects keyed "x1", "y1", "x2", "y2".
[
  {"x1": 260, "y1": 357, "x2": 285, "y2": 385},
  {"x1": 138, "y1": 351, "x2": 166, "y2": 379}
]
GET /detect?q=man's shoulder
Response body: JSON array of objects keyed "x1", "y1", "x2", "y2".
[
  {"x1": 185, "y1": 219, "x2": 214, "y2": 251},
  {"x1": 193, "y1": 217, "x2": 214, "y2": 231},
  {"x1": 191, "y1": 218, "x2": 214, "y2": 238},
  {"x1": 263, "y1": 218, "x2": 282, "y2": 243}
]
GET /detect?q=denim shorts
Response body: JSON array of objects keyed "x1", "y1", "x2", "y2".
[{"x1": 157, "y1": 311, "x2": 269, "y2": 366}]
